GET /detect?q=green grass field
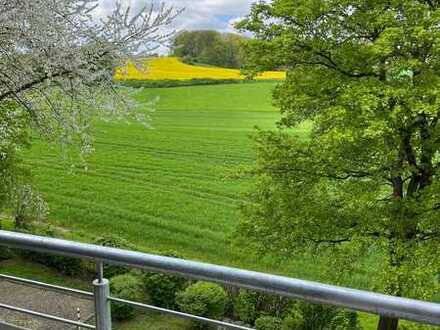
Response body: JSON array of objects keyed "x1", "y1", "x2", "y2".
[
  {"x1": 20, "y1": 82, "x2": 367, "y2": 281},
  {"x1": 11, "y1": 81, "x2": 390, "y2": 329},
  {"x1": 22, "y1": 83, "x2": 306, "y2": 271}
]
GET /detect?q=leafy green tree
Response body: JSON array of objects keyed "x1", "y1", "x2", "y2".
[
  {"x1": 236, "y1": 1, "x2": 440, "y2": 329},
  {"x1": 172, "y1": 30, "x2": 244, "y2": 68}
]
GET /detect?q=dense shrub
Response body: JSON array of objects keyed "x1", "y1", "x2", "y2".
[
  {"x1": 255, "y1": 316, "x2": 283, "y2": 330},
  {"x1": 223, "y1": 286, "x2": 238, "y2": 319},
  {"x1": 143, "y1": 272, "x2": 187, "y2": 309},
  {"x1": 19, "y1": 227, "x2": 83, "y2": 276},
  {"x1": 21, "y1": 249, "x2": 83, "y2": 276},
  {"x1": 282, "y1": 302, "x2": 360, "y2": 330},
  {"x1": 46, "y1": 255, "x2": 83, "y2": 276},
  {"x1": 94, "y1": 235, "x2": 134, "y2": 278},
  {"x1": 110, "y1": 273, "x2": 143, "y2": 321},
  {"x1": 177, "y1": 282, "x2": 227, "y2": 328},
  {"x1": 235, "y1": 289, "x2": 263, "y2": 324},
  {"x1": 0, "y1": 247, "x2": 14, "y2": 261},
  {"x1": 143, "y1": 251, "x2": 188, "y2": 309},
  {"x1": 235, "y1": 289, "x2": 292, "y2": 325}
]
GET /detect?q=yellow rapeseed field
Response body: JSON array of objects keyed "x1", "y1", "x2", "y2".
[{"x1": 114, "y1": 57, "x2": 286, "y2": 81}]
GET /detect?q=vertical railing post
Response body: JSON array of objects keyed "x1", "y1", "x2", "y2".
[
  {"x1": 93, "y1": 261, "x2": 112, "y2": 330},
  {"x1": 377, "y1": 316, "x2": 399, "y2": 330}
]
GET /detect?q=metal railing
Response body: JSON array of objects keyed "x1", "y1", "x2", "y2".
[{"x1": 0, "y1": 230, "x2": 439, "y2": 329}]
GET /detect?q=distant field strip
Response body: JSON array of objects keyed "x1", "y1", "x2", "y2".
[{"x1": 114, "y1": 57, "x2": 286, "y2": 81}]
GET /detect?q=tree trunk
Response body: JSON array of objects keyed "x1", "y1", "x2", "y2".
[
  {"x1": 377, "y1": 316, "x2": 399, "y2": 330},
  {"x1": 14, "y1": 214, "x2": 25, "y2": 229}
]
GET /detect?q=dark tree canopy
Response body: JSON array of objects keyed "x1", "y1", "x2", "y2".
[
  {"x1": 171, "y1": 30, "x2": 244, "y2": 68},
  {"x1": 237, "y1": 0, "x2": 440, "y2": 303}
]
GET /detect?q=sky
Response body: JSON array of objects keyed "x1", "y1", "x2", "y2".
[
  {"x1": 165, "y1": 0, "x2": 255, "y2": 33},
  {"x1": 98, "y1": 0, "x2": 256, "y2": 52}
]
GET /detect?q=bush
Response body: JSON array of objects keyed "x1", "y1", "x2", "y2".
[
  {"x1": 282, "y1": 302, "x2": 360, "y2": 330},
  {"x1": 94, "y1": 235, "x2": 134, "y2": 278},
  {"x1": 110, "y1": 273, "x2": 143, "y2": 321},
  {"x1": 19, "y1": 227, "x2": 83, "y2": 276},
  {"x1": 255, "y1": 316, "x2": 283, "y2": 330},
  {"x1": 223, "y1": 286, "x2": 237, "y2": 319},
  {"x1": 0, "y1": 246, "x2": 14, "y2": 261},
  {"x1": 143, "y1": 272, "x2": 187, "y2": 309},
  {"x1": 235, "y1": 289, "x2": 292, "y2": 325},
  {"x1": 235, "y1": 289, "x2": 263, "y2": 324},
  {"x1": 177, "y1": 282, "x2": 227, "y2": 328},
  {"x1": 143, "y1": 251, "x2": 188, "y2": 309},
  {"x1": 21, "y1": 249, "x2": 83, "y2": 276}
]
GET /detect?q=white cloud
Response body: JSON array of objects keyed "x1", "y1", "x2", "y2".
[{"x1": 97, "y1": 0, "x2": 255, "y2": 52}]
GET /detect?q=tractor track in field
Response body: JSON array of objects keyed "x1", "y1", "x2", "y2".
[
  {"x1": 43, "y1": 192, "x2": 232, "y2": 241},
  {"x1": 25, "y1": 161, "x2": 246, "y2": 207},
  {"x1": 92, "y1": 140, "x2": 254, "y2": 163}
]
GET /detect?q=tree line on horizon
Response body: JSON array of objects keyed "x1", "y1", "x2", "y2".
[{"x1": 171, "y1": 30, "x2": 244, "y2": 69}]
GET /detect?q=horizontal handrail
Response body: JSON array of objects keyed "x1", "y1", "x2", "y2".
[
  {"x1": 0, "y1": 302, "x2": 95, "y2": 329},
  {"x1": 0, "y1": 230, "x2": 440, "y2": 326}
]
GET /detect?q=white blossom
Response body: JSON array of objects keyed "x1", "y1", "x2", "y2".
[{"x1": 0, "y1": 0, "x2": 181, "y2": 149}]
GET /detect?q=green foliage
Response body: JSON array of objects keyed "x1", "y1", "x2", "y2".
[
  {"x1": 13, "y1": 184, "x2": 48, "y2": 229},
  {"x1": 0, "y1": 248, "x2": 12, "y2": 260},
  {"x1": 235, "y1": 289, "x2": 291, "y2": 325},
  {"x1": 255, "y1": 316, "x2": 283, "y2": 330},
  {"x1": 172, "y1": 30, "x2": 244, "y2": 68},
  {"x1": 43, "y1": 254, "x2": 84, "y2": 276},
  {"x1": 21, "y1": 249, "x2": 83, "y2": 276},
  {"x1": 0, "y1": 102, "x2": 48, "y2": 231},
  {"x1": 0, "y1": 101, "x2": 29, "y2": 214},
  {"x1": 143, "y1": 272, "x2": 186, "y2": 308},
  {"x1": 237, "y1": 0, "x2": 440, "y2": 299},
  {"x1": 398, "y1": 322, "x2": 433, "y2": 330},
  {"x1": 0, "y1": 221, "x2": 13, "y2": 260},
  {"x1": 177, "y1": 282, "x2": 227, "y2": 328},
  {"x1": 282, "y1": 303, "x2": 360, "y2": 330},
  {"x1": 143, "y1": 252, "x2": 187, "y2": 309},
  {"x1": 0, "y1": 246, "x2": 14, "y2": 261},
  {"x1": 94, "y1": 235, "x2": 134, "y2": 278},
  {"x1": 110, "y1": 273, "x2": 143, "y2": 321},
  {"x1": 19, "y1": 227, "x2": 83, "y2": 276},
  {"x1": 235, "y1": 289, "x2": 261, "y2": 324}
]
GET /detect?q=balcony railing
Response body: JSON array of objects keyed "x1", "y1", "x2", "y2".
[{"x1": 0, "y1": 230, "x2": 439, "y2": 330}]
